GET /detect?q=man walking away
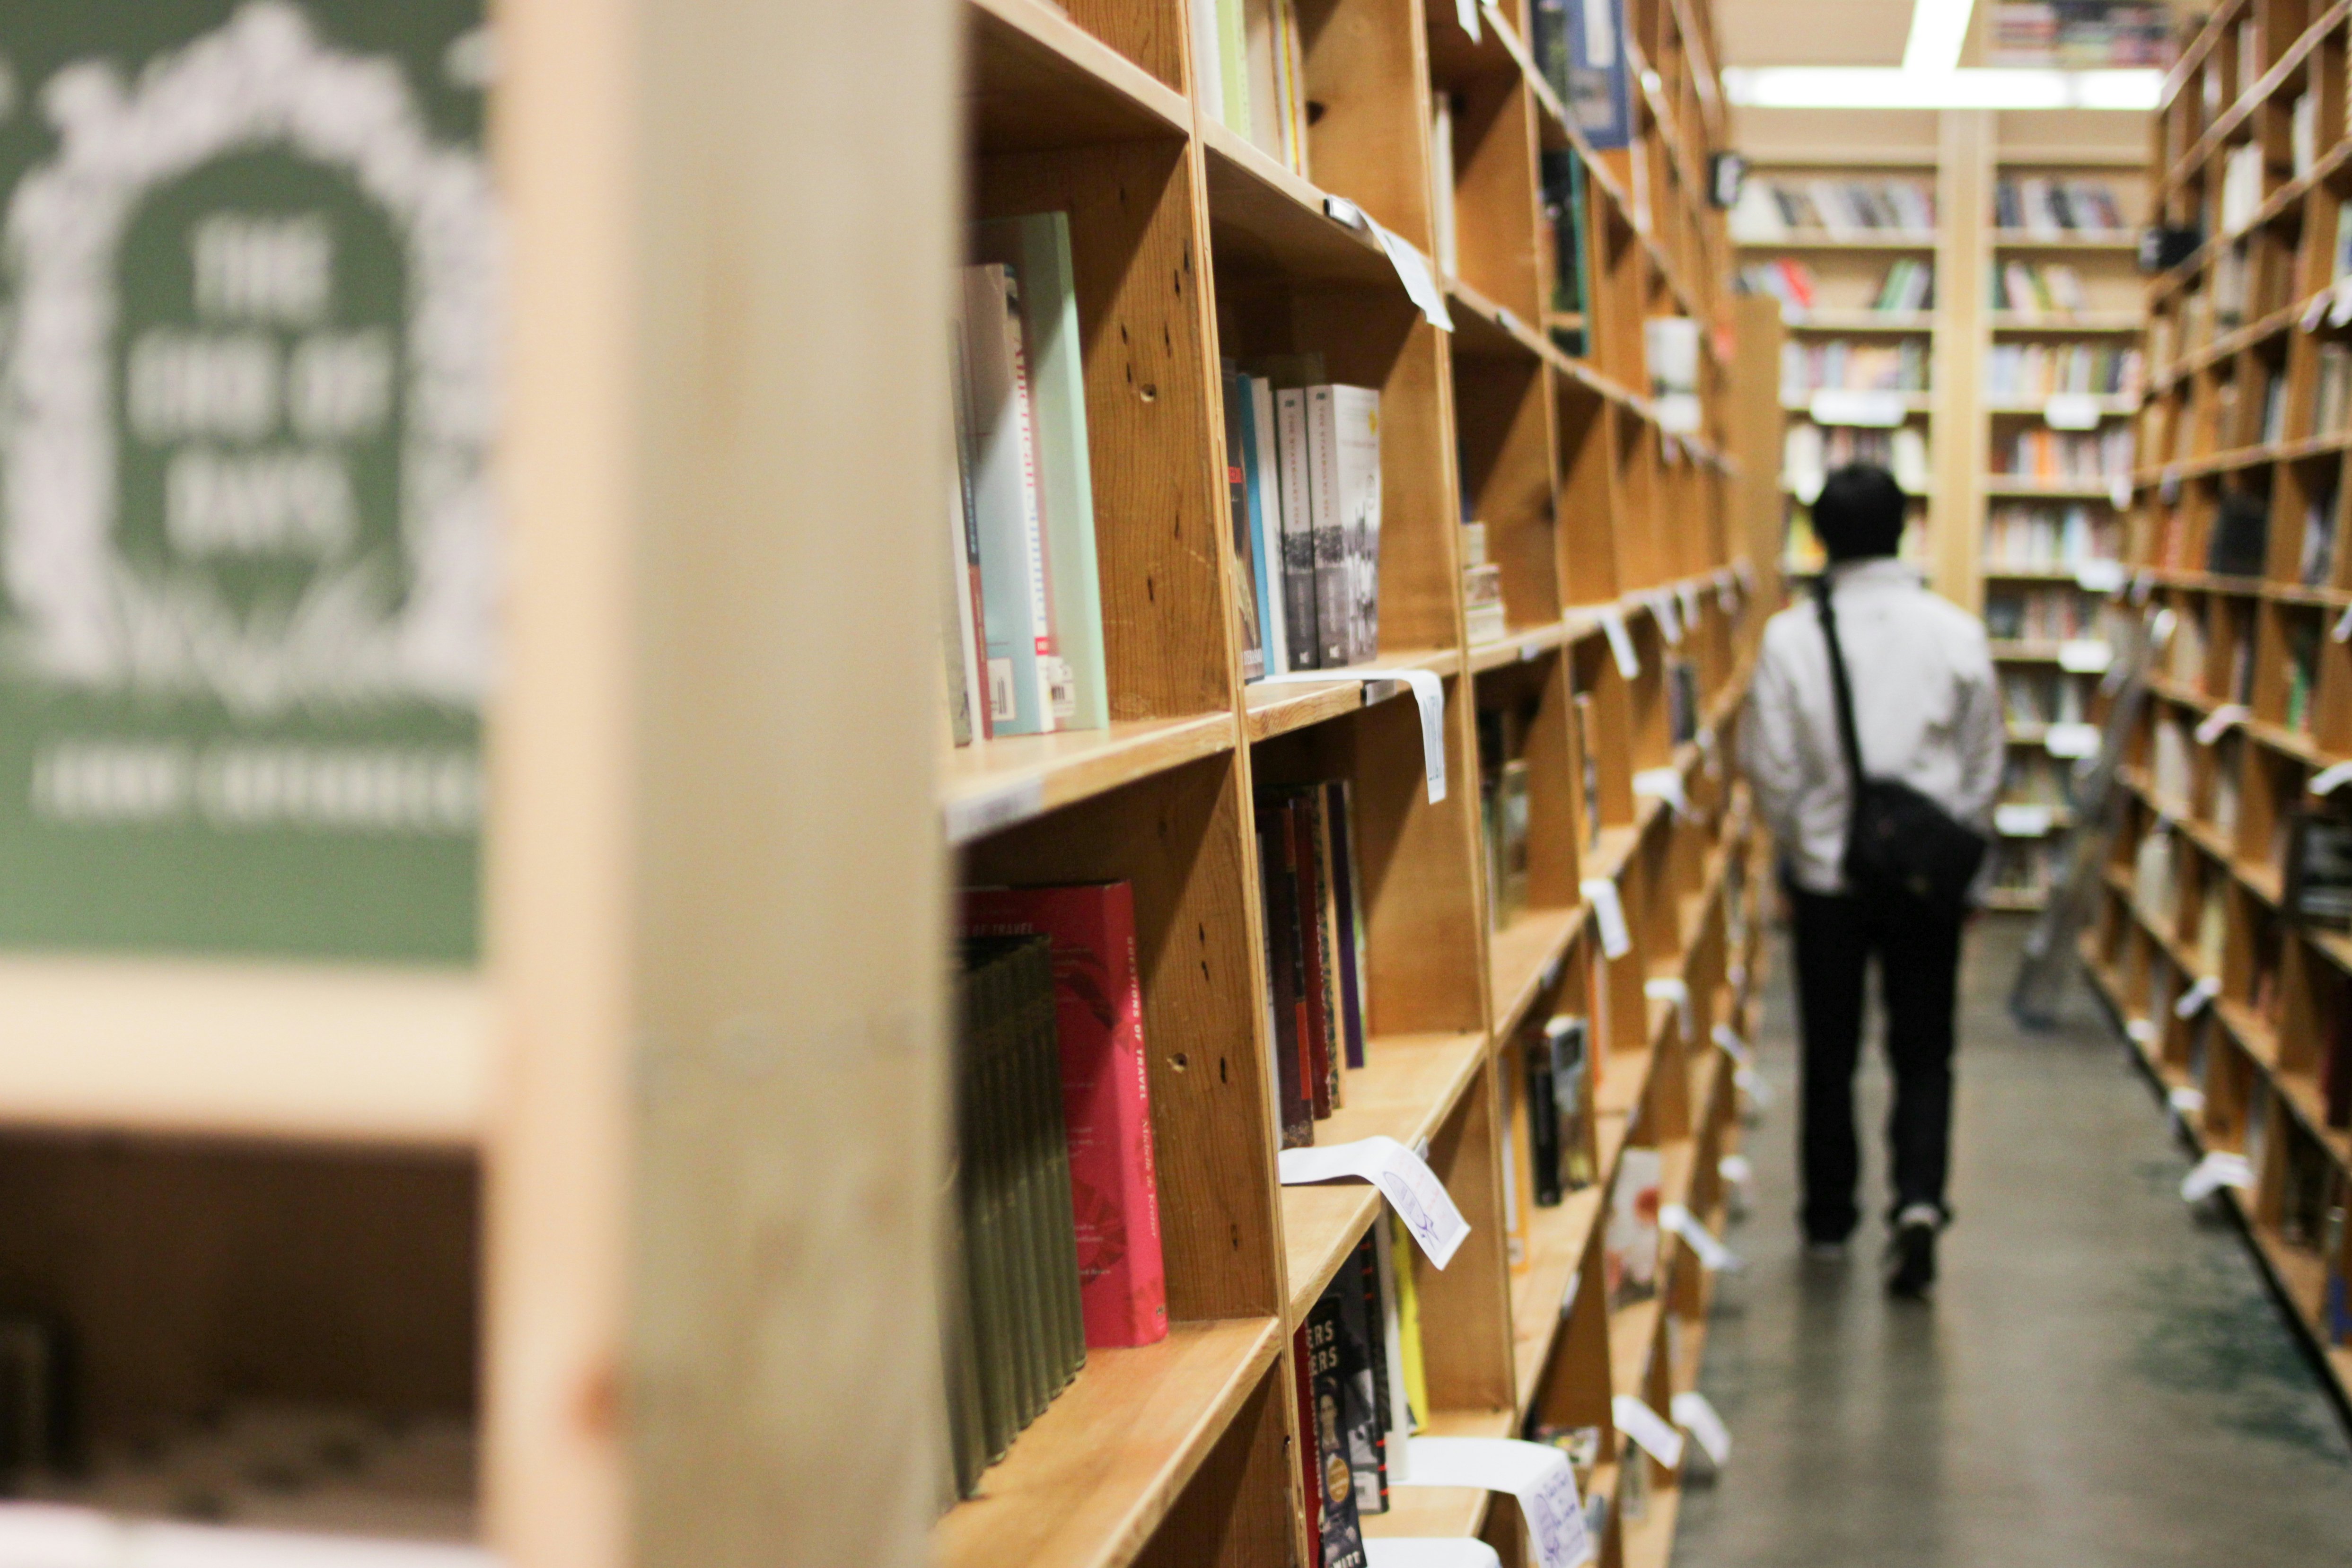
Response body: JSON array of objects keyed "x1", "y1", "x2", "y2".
[{"x1": 1739, "y1": 464, "x2": 2005, "y2": 1297}]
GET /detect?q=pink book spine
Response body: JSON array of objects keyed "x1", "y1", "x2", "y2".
[{"x1": 961, "y1": 883, "x2": 1167, "y2": 1347}]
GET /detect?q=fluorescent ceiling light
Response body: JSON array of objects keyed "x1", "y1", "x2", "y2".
[
  {"x1": 1903, "y1": 0, "x2": 1975, "y2": 73},
  {"x1": 1722, "y1": 66, "x2": 2163, "y2": 110}
]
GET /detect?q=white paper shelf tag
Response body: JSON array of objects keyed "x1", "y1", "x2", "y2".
[
  {"x1": 2173, "y1": 974, "x2": 2220, "y2": 1019},
  {"x1": 1581, "y1": 878, "x2": 1631, "y2": 958},
  {"x1": 2057, "y1": 639, "x2": 2113, "y2": 675},
  {"x1": 1611, "y1": 1396, "x2": 1685, "y2": 1469},
  {"x1": 1660, "y1": 1201, "x2": 1742, "y2": 1272},
  {"x1": 2043, "y1": 721, "x2": 2101, "y2": 759},
  {"x1": 1995, "y1": 803, "x2": 2054, "y2": 838},
  {"x1": 1598, "y1": 608, "x2": 1640, "y2": 678},
  {"x1": 1697, "y1": 724, "x2": 1721, "y2": 780},
  {"x1": 1677, "y1": 581, "x2": 1704, "y2": 631},
  {"x1": 1670, "y1": 1391, "x2": 1732, "y2": 1466},
  {"x1": 1644, "y1": 977, "x2": 1692, "y2": 1039},
  {"x1": 2168, "y1": 1085, "x2": 2206, "y2": 1116},
  {"x1": 2334, "y1": 604, "x2": 2352, "y2": 644},
  {"x1": 1278, "y1": 1135, "x2": 1469, "y2": 1267},
  {"x1": 1649, "y1": 590, "x2": 1684, "y2": 646},
  {"x1": 2194, "y1": 704, "x2": 2248, "y2": 746},
  {"x1": 2181, "y1": 1151, "x2": 2252, "y2": 1202},
  {"x1": 1456, "y1": 0, "x2": 1482, "y2": 37},
  {"x1": 2074, "y1": 558, "x2": 2127, "y2": 594},
  {"x1": 1808, "y1": 388, "x2": 1905, "y2": 427},
  {"x1": 2125, "y1": 1017, "x2": 2158, "y2": 1044},
  {"x1": 2044, "y1": 392, "x2": 2100, "y2": 430},
  {"x1": 1397, "y1": 1438, "x2": 1592, "y2": 1568},
  {"x1": 2311, "y1": 762, "x2": 2352, "y2": 796},
  {"x1": 1366, "y1": 1541, "x2": 1505, "y2": 1568},
  {"x1": 1633, "y1": 767, "x2": 1689, "y2": 819},
  {"x1": 1370, "y1": 220, "x2": 1454, "y2": 330},
  {"x1": 1257, "y1": 669, "x2": 1448, "y2": 802},
  {"x1": 1714, "y1": 1022, "x2": 1773, "y2": 1106},
  {"x1": 2305, "y1": 290, "x2": 2334, "y2": 332},
  {"x1": 1719, "y1": 1153, "x2": 1754, "y2": 1187}
]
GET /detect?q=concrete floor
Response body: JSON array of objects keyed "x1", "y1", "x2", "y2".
[{"x1": 1673, "y1": 917, "x2": 2352, "y2": 1568}]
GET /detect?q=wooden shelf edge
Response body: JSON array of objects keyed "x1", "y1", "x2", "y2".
[{"x1": 943, "y1": 713, "x2": 1238, "y2": 844}]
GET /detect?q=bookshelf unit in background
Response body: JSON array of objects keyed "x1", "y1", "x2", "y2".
[
  {"x1": 2088, "y1": 0, "x2": 2352, "y2": 1418},
  {"x1": 939, "y1": 0, "x2": 1767, "y2": 1565},
  {"x1": 1729, "y1": 112, "x2": 2150, "y2": 911}
]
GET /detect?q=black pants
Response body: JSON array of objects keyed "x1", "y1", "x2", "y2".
[{"x1": 1787, "y1": 883, "x2": 1965, "y2": 1243}]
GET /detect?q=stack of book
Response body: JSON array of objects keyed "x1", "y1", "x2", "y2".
[
  {"x1": 1222, "y1": 367, "x2": 1385, "y2": 678},
  {"x1": 1256, "y1": 782, "x2": 1371, "y2": 1148},
  {"x1": 1992, "y1": 427, "x2": 2134, "y2": 483},
  {"x1": 1994, "y1": 176, "x2": 2128, "y2": 234},
  {"x1": 1988, "y1": 1, "x2": 2174, "y2": 67},
  {"x1": 1984, "y1": 503, "x2": 2120, "y2": 569},
  {"x1": 1781, "y1": 340, "x2": 1929, "y2": 395},
  {"x1": 1992, "y1": 259, "x2": 2091, "y2": 317},
  {"x1": 1294, "y1": 1219, "x2": 1427, "y2": 1568},
  {"x1": 1739, "y1": 259, "x2": 1817, "y2": 311},
  {"x1": 946, "y1": 885, "x2": 1168, "y2": 1498},
  {"x1": 1729, "y1": 176, "x2": 1936, "y2": 241},
  {"x1": 1479, "y1": 706, "x2": 1534, "y2": 932},
  {"x1": 1984, "y1": 585, "x2": 2098, "y2": 641},
  {"x1": 948, "y1": 214, "x2": 1109, "y2": 745},
  {"x1": 1984, "y1": 343, "x2": 2142, "y2": 400},
  {"x1": 1187, "y1": 0, "x2": 1312, "y2": 175}
]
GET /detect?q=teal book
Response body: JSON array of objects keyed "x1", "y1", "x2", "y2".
[
  {"x1": 974, "y1": 213, "x2": 1109, "y2": 731},
  {"x1": 956, "y1": 263, "x2": 1056, "y2": 737}
]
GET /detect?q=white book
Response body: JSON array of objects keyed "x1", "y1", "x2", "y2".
[
  {"x1": 956, "y1": 264, "x2": 1059, "y2": 735},
  {"x1": 946, "y1": 335, "x2": 987, "y2": 744},
  {"x1": 1188, "y1": 0, "x2": 1224, "y2": 120},
  {"x1": 1308, "y1": 384, "x2": 1383, "y2": 666},
  {"x1": 1431, "y1": 90, "x2": 1458, "y2": 279},
  {"x1": 1275, "y1": 386, "x2": 1321, "y2": 669}
]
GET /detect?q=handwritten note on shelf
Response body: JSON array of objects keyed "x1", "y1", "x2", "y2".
[
  {"x1": 1278, "y1": 1135, "x2": 1469, "y2": 1267},
  {"x1": 1396, "y1": 1438, "x2": 1593, "y2": 1568}
]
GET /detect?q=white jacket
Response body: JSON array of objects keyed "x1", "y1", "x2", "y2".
[{"x1": 1739, "y1": 558, "x2": 2007, "y2": 896}]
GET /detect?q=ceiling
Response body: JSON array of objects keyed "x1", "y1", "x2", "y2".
[{"x1": 1715, "y1": 0, "x2": 1920, "y2": 67}]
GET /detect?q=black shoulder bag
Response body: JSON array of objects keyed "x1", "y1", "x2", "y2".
[{"x1": 1815, "y1": 577, "x2": 1987, "y2": 909}]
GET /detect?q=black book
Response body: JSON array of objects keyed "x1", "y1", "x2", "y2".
[
  {"x1": 1256, "y1": 806, "x2": 1316, "y2": 1148},
  {"x1": 1525, "y1": 1023, "x2": 1564, "y2": 1207},
  {"x1": 1335, "y1": 1230, "x2": 1389, "y2": 1515},
  {"x1": 942, "y1": 961, "x2": 991, "y2": 1495},
  {"x1": 2206, "y1": 488, "x2": 2270, "y2": 577},
  {"x1": 1305, "y1": 1287, "x2": 1368, "y2": 1568},
  {"x1": 2285, "y1": 810, "x2": 2352, "y2": 928}
]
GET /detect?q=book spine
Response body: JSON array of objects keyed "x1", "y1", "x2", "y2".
[
  {"x1": 1525, "y1": 1029, "x2": 1564, "y2": 1206},
  {"x1": 1306, "y1": 1287, "x2": 1367, "y2": 1568},
  {"x1": 1335, "y1": 386, "x2": 1383, "y2": 665},
  {"x1": 1307, "y1": 386, "x2": 1352, "y2": 668},
  {"x1": 1215, "y1": 0, "x2": 1252, "y2": 139},
  {"x1": 1322, "y1": 779, "x2": 1368, "y2": 1070},
  {"x1": 1000, "y1": 278, "x2": 1068, "y2": 729},
  {"x1": 1223, "y1": 370, "x2": 1268, "y2": 681},
  {"x1": 1293, "y1": 1324, "x2": 1326, "y2": 1568},
  {"x1": 961, "y1": 947, "x2": 1019, "y2": 1454},
  {"x1": 1288, "y1": 795, "x2": 1337, "y2": 1121},
  {"x1": 1343, "y1": 1228, "x2": 1389, "y2": 1515},
  {"x1": 958, "y1": 266, "x2": 1051, "y2": 736},
  {"x1": 1277, "y1": 388, "x2": 1322, "y2": 670},
  {"x1": 1372, "y1": 1211, "x2": 1412, "y2": 1482},
  {"x1": 1248, "y1": 377, "x2": 1289, "y2": 676},
  {"x1": 1302, "y1": 789, "x2": 1346, "y2": 1111},
  {"x1": 1257, "y1": 804, "x2": 1316, "y2": 1148}
]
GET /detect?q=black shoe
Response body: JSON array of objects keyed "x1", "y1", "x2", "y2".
[{"x1": 1886, "y1": 1213, "x2": 1938, "y2": 1298}]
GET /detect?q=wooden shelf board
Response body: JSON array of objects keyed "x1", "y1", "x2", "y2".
[
  {"x1": 1989, "y1": 229, "x2": 2139, "y2": 251},
  {"x1": 1982, "y1": 480, "x2": 2127, "y2": 500},
  {"x1": 1509, "y1": 1186, "x2": 1608, "y2": 1412},
  {"x1": 935, "y1": 1316, "x2": 1282, "y2": 1568},
  {"x1": 943, "y1": 713, "x2": 1237, "y2": 843},
  {"x1": 1616, "y1": 1480, "x2": 1685, "y2": 1568},
  {"x1": 0, "y1": 957, "x2": 484, "y2": 1147},
  {"x1": 1198, "y1": 118, "x2": 1398, "y2": 290},
  {"x1": 1989, "y1": 312, "x2": 2144, "y2": 333},
  {"x1": 965, "y1": 0, "x2": 1192, "y2": 152},
  {"x1": 1244, "y1": 648, "x2": 1461, "y2": 745},
  {"x1": 1490, "y1": 904, "x2": 1587, "y2": 1042},
  {"x1": 1281, "y1": 1030, "x2": 1492, "y2": 1323},
  {"x1": 1360, "y1": 1406, "x2": 1516, "y2": 1540},
  {"x1": 1984, "y1": 397, "x2": 2136, "y2": 417},
  {"x1": 1731, "y1": 233, "x2": 1937, "y2": 251},
  {"x1": 1780, "y1": 311, "x2": 1934, "y2": 333},
  {"x1": 1469, "y1": 620, "x2": 1572, "y2": 674},
  {"x1": 1446, "y1": 273, "x2": 1552, "y2": 364}
]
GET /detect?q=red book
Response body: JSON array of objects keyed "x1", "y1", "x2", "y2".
[
  {"x1": 1284, "y1": 793, "x2": 1337, "y2": 1119},
  {"x1": 962, "y1": 883, "x2": 1168, "y2": 1347}
]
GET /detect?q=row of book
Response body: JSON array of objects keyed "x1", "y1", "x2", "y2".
[
  {"x1": 1780, "y1": 340, "x2": 1930, "y2": 396},
  {"x1": 1990, "y1": 259, "x2": 2096, "y2": 318},
  {"x1": 1221, "y1": 367, "x2": 1385, "y2": 678},
  {"x1": 1544, "y1": 149, "x2": 1595, "y2": 357},
  {"x1": 1983, "y1": 503, "x2": 2122, "y2": 571},
  {"x1": 1869, "y1": 258, "x2": 1936, "y2": 313},
  {"x1": 1992, "y1": 176, "x2": 2129, "y2": 237},
  {"x1": 947, "y1": 216, "x2": 1108, "y2": 745},
  {"x1": 1729, "y1": 177, "x2": 1937, "y2": 243},
  {"x1": 1745, "y1": 258, "x2": 1935, "y2": 316},
  {"x1": 1293, "y1": 1218, "x2": 1426, "y2": 1568},
  {"x1": 2001, "y1": 666, "x2": 2092, "y2": 726},
  {"x1": 944, "y1": 882, "x2": 1168, "y2": 1497},
  {"x1": 1530, "y1": 0, "x2": 1635, "y2": 153},
  {"x1": 1187, "y1": 0, "x2": 1312, "y2": 177},
  {"x1": 1783, "y1": 422, "x2": 1930, "y2": 498},
  {"x1": 2002, "y1": 748, "x2": 2078, "y2": 809},
  {"x1": 1256, "y1": 781, "x2": 1371, "y2": 1148},
  {"x1": 1991, "y1": 426, "x2": 2134, "y2": 483},
  {"x1": 1984, "y1": 585, "x2": 2099, "y2": 642},
  {"x1": 1988, "y1": 1, "x2": 2174, "y2": 68},
  {"x1": 2145, "y1": 487, "x2": 2341, "y2": 587},
  {"x1": 1983, "y1": 343, "x2": 2141, "y2": 401}
]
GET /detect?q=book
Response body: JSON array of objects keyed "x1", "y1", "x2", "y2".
[
  {"x1": 1222, "y1": 368, "x2": 1268, "y2": 681},
  {"x1": 1214, "y1": 0, "x2": 1252, "y2": 142},
  {"x1": 1388, "y1": 1216, "x2": 1430, "y2": 1429},
  {"x1": 1246, "y1": 375, "x2": 1290, "y2": 675},
  {"x1": 1524, "y1": 1017, "x2": 1564, "y2": 1207},
  {"x1": 1605, "y1": 1144, "x2": 1662, "y2": 1306},
  {"x1": 1372, "y1": 1211, "x2": 1415, "y2": 1473},
  {"x1": 1308, "y1": 385, "x2": 1384, "y2": 667},
  {"x1": 1552, "y1": 1014, "x2": 1593, "y2": 1189},
  {"x1": 1571, "y1": 691, "x2": 1603, "y2": 851},
  {"x1": 945, "y1": 334, "x2": 988, "y2": 745},
  {"x1": 2285, "y1": 812, "x2": 2352, "y2": 929},
  {"x1": 1323, "y1": 779, "x2": 1370, "y2": 1070},
  {"x1": 1305, "y1": 1283, "x2": 1368, "y2": 1568},
  {"x1": 1257, "y1": 802, "x2": 1317, "y2": 1148},
  {"x1": 956, "y1": 264, "x2": 1060, "y2": 736},
  {"x1": 1560, "y1": 0, "x2": 1632, "y2": 150},
  {"x1": 974, "y1": 215, "x2": 1109, "y2": 729},
  {"x1": 1292, "y1": 1322, "x2": 1324, "y2": 1568},
  {"x1": 1281, "y1": 787, "x2": 1343, "y2": 1117},
  {"x1": 961, "y1": 884, "x2": 1170, "y2": 1347},
  {"x1": 1187, "y1": 0, "x2": 1224, "y2": 123},
  {"x1": 1335, "y1": 1228, "x2": 1390, "y2": 1515},
  {"x1": 1277, "y1": 387, "x2": 1323, "y2": 670}
]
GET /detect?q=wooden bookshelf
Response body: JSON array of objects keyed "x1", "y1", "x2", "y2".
[
  {"x1": 2089, "y1": 0, "x2": 2352, "y2": 1425},
  {"x1": 1731, "y1": 105, "x2": 2150, "y2": 910},
  {"x1": 923, "y1": 0, "x2": 1767, "y2": 1564}
]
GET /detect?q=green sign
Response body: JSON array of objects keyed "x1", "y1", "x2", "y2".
[{"x1": 0, "y1": 0, "x2": 491, "y2": 961}]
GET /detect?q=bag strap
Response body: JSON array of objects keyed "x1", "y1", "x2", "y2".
[{"x1": 1813, "y1": 573, "x2": 1868, "y2": 789}]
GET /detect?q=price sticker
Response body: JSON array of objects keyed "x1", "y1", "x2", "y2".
[
  {"x1": 1581, "y1": 877, "x2": 1631, "y2": 958},
  {"x1": 1598, "y1": 608, "x2": 1640, "y2": 678},
  {"x1": 2194, "y1": 704, "x2": 2247, "y2": 746}
]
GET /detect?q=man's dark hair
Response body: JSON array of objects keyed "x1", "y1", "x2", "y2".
[{"x1": 1812, "y1": 464, "x2": 1907, "y2": 562}]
